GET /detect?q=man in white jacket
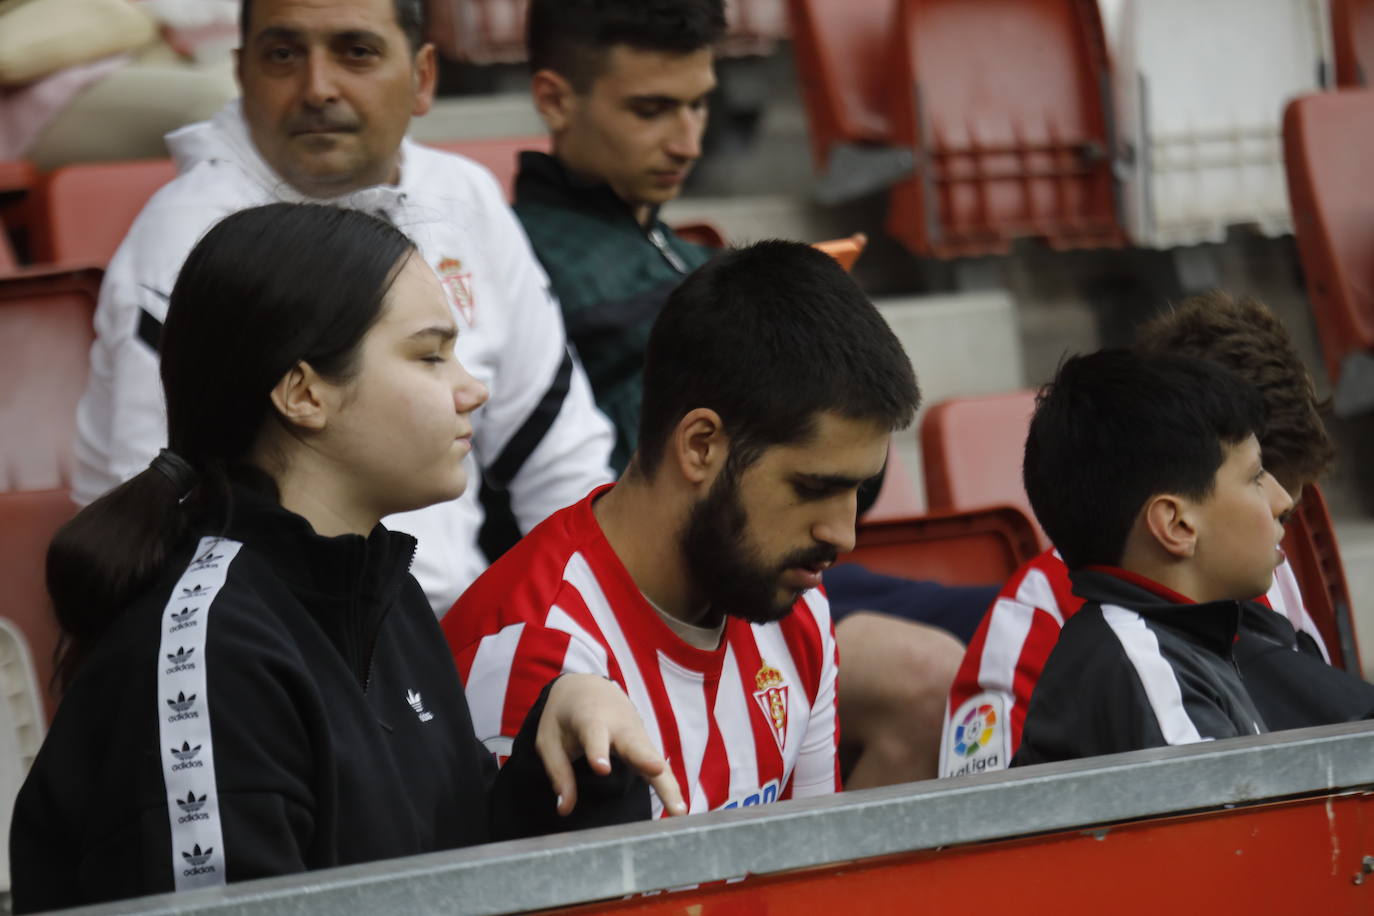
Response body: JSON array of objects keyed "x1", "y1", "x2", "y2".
[{"x1": 73, "y1": 0, "x2": 616, "y2": 612}]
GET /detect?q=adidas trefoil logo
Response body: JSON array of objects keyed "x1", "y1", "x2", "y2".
[
  {"x1": 166, "y1": 693, "x2": 200, "y2": 724},
  {"x1": 165, "y1": 646, "x2": 196, "y2": 674},
  {"x1": 406, "y1": 689, "x2": 434, "y2": 723},
  {"x1": 180, "y1": 584, "x2": 214, "y2": 599},
  {"x1": 181, "y1": 844, "x2": 216, "y2": 877},
  {"x1": 169, "y1": 737, "x2": 205, "y2": 769},
  {"x1": 175, "y1": 790, "x2": 210, "y2": 824},
  {"x1": 169, "y1": 607, "x2": 199, "y2": 632},
  {"x1": 189, "y1": 547, "x2": 223, "y2": 571}
]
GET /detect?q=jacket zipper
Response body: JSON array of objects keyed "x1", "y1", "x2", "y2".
[{"x1": 647, "y1": 226, "x2": 689, "y2": 273}]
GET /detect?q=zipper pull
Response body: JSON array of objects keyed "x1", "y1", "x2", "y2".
[{"x1": 648, "y1": 226, "x2": 689, "y2": 274}]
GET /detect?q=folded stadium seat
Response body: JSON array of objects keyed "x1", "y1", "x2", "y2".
[
  {"x1": 1281, "y1": 483, "x2": 1362, "y2": 672},
  {"x1": 786, "y1": 0, "x2": 900, "y2": 188},
  {"x1": 1332, "y1": 0, "x2": 1374, "y2": 86},
  {"x1": 0, "y1": 219, "x2": 16, "y2": 274},
  {"x1": 32, "y1": 159, "x2": 176, "y2": 267},
  {"x1": 429, "y1": 135, "x2": 550, "y2": 202},
  {"x1": 863, "y1": 442, "x2": 924, "y2": 522},
  {"x1": 845, "y1": 505, "x2": 1041, "y2": 586},
  {"x1": 919, "y1": 390, "x2": 1047, "y2": 547},
  {"x1": 429, "y1": 0, "x2": 789, "y2": 63},
  {"x1": 0, "y1": 267, "x2": 101, "y2": 492},
  {"x1": 883, "y1": 0, "x2": 1123, "y2": 258},
  {"x1": 1284, "y1": 89, "x2": 1374, "y2": 402},
  {"x1": 672, "y1": 222, "x2": 729, "y2": 249},
  {"x1": 0, "y1": 488, "x2": 75, "y2": 722},
  {"x1": 1114, "y1": 0, "x2": 1331, "y2": 248}
]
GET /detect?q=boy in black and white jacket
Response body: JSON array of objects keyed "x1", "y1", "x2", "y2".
[{"x1": 1014, "y1": 349, "x2": 1372, "y2": 765}]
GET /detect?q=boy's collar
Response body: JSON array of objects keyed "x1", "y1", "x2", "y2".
[
  {"x1": 1080, "y1": 565, "x2": 1196, "y2": 604},
  {"x1": 1070, "y1": 566, "x2": 1243, "y2": 657}
]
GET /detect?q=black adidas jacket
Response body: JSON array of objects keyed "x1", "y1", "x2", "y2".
[
  {"x1": 12, "y1": 489, "x2": 646, "y2": 913},
  {"x1": 1013, "y1": 568, "x2": 1267, "y2": 766},
  {"x1": 1014, "y1": 568, "x2": 1374, "y2": 768}
]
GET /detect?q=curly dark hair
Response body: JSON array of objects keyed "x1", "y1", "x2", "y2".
[{"x1": 1134, "y1": 291, "x2": 1335, "y2": 492}]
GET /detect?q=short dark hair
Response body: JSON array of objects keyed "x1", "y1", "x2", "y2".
[
  {"x1": 527, "y1": 0, "x2": 727, "y2": 91},
  {"x1": 1023, "y1": 349, "x2": 1267, "y2": 570},
  {"x1": 635, "y1": 240, "x2": 920, "y2": 476},
  {"x1": 49, "y1": 204, "x2": 415, "y2": 688},
  {"x1": 240, "y1": 0, "x2": 427, "y2": 54},
  {"x1": 1134, "y1": 291, "x2": 1335, "y2": 493}
]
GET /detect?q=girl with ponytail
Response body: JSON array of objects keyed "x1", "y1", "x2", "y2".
[{"x1": 14, "y1": 203, "x2": 683, "y2": 912}]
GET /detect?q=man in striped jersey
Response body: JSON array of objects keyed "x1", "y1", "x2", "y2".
[
  {"x1": 942, "y1": 294, "x2": 1355, "y2": 776},
  {"x1": 444, "y1": 241, "x2": 921, "y2": 814},
  {"x1": 1012, "y1": 349, "x2": 1349, "y2": 765}
]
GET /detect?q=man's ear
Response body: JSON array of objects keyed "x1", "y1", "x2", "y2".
[
  {"x1": 672, "y1": 408, "x2": 728, "y2": 486},
  {"x1": 411, "y1": 43, "x2": 438, "y2": 117},
  {"x1": 531, "y1": 68, "x2": 575, "y2": 133},
  {"x1": 1143, "y1": 494, "x2": 1198, "y2": 559},
  {"x1": 269, "y1": 362, "x2": 331, "y2": 432}
]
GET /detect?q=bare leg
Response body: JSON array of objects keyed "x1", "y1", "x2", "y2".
[{"x1": 836, "y1": 612, "x2": 964, "y2": 788}]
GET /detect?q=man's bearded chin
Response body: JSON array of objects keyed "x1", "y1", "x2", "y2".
[{"x1": 681, "y1": 469, "x2": 834, "y2": 626}]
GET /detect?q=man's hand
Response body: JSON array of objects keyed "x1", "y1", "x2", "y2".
[{"x1": 537, "y1": 674, "x2": 687, "y2": 818}]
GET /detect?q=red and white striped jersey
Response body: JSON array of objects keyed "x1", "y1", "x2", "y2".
[
  {"x1": 444, "y1": 485, "x2": 841, "y2": 816},
  {"x1": 940, "y1": 547, "x2": 1329, "y2": 777}
]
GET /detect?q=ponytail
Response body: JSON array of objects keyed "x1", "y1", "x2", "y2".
[{"x1": 48, "y1": 465, "x2": 190, "y2": 689}]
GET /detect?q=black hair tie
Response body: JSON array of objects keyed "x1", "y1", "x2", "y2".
[{"x1": 149, "y1": 448, "x2": 198, "y2": 500}]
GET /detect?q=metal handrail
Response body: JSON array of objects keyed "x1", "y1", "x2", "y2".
[{"x1": 54, "y1": 721, "x2": 1374, "y2": 915}]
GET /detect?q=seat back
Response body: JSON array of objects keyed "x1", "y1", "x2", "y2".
[
  {"x1": 429, "y1": 0, "x2": 789, "y2": 63},
  {"x1": 845, "y1": 505, "x2": 1041, "y2": 586},
  {"x1": 428, "y1": 134, "x2": 550, "y2": 202},
  {"x1": 1331, "y1": 0, "x2": 1374, "y2": 86},
  {"x1": 0, "y1": 268, "x2": 102, "y2": 492},
  {"x1": 0, "y1": 488, "x2": 75, "y2": 722},
  {"x1": 1115, "y1": 0, "x2": 1329, "y2": 247},
  {"x1": 919, "y1": 390, "x2": 1046, "y2": 546},
  {"x1": 1280, "y1": 483, "x2": 1361, "y2": 672},
  {"x1": 1283, "y1": 89, "x2": 1374, "y2": 382},
  {"x1": 884, "y1": 0, "x2": 1121, "y2": 258},
  {"x1": 33, "y1": 159, "x2": 177, "y2": 267},
  {"x1": 786, "y1": 0, "x2": 898, "y2": 167}
]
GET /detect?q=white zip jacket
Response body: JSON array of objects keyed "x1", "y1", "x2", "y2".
[{"x1": 72, "y1": 101, "x2": 615, "y2": 613}]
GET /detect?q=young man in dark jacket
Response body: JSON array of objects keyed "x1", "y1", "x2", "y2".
[{"x1": 1014, "y1": 350, "x2": 1373, "y2": 765}]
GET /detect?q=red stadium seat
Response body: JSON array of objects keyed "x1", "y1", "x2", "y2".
[
  {"x1": 1281, "y1": 483, "x2": 1362, "y2": 673},
  {"x1": 0, "y1": 160, "x2": 40, "y2": 272},
  {"x1": 884, "y1": 0, "x2": 1122, "y2": 258},
  {"x1": 428, "y1": 0, "x2": 789, "y2": 64},
  {"x1": 672, "y1": 222, "x2": 729, "y2": 249},
  {"x1": 428, "y1": 134, "x2": 550, "y2": 201},
  {"x1": 863, "y1": 443, "x2": 924, "y2": 522},
  {"x1": 0, "y1": 220, "x2": 16, "y2": 274},
  {"x1": 919, "y1": 390, "x2": 1046, "y2": 547},
  {"x1": 32, "y1": 159, "x2": 176, "y2": 267},
  {"x1": 846, "y1": 505, "x2": 1041, "y2": 586},
  {"x1": 813, "y1": 232, "x2": 868, "y2": 272},
  {"x1": 785, "y1": 0, "x2": 898, "y2": 169},
  {"x1": 0, "y1": 267, "x2": 101, "y2": 492},
  {"x1": 1332, "y1": 0, "x2": 1374, "y2": 87},
  {"x1": 0, "y1": 488, "x2": 76, "y2": 722},
  {"x1": 1283, "y1": 89, "x2": 1374, "y2": 387}
]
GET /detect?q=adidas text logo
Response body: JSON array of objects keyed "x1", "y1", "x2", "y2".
[
  {"x1": 169, "y1": 607, "x2": 199, "y2": 632},
  {"x1": 166, "y1": 693, "x2": 200, "y2": 724},
  {"x1": 175, "y1": 791, "x2": 210, "y2": 823},
  {"x1": 181, "y1": 844, "x2": 216, "y2": 877},
  {"x1": 406, "y1": 689, "x2": 434, "y2": 723},
  {"x1": 169, "y1": 740, "x2": 204, "y2": 769},
  {"x1": 180, "y1": 584, "x2": 214, "y2": 600},
  {"x1": 165, "y1": 646, "x2": 196, "y2": 674}
]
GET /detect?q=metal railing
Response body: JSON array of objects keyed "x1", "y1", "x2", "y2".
[{"x1": 54, "y1": 721, "x2": 1374, "y2": 915}]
